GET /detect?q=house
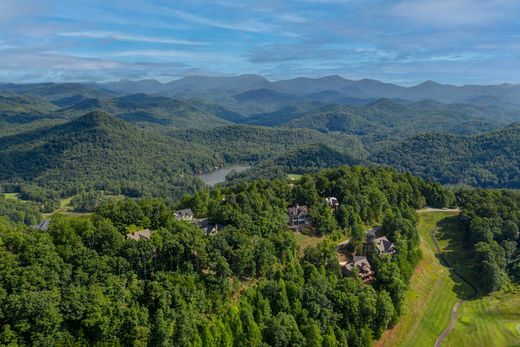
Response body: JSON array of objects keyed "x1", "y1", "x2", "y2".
[
  {"x1": 342, "y1": 255, "x2": 375, "y2": 283},
  {"x1": 325, "y1": 197, "x2": 340, "y2": 213},
  {"x1": 175, "y1": 208, "x2": 194, "y2": 221},
  {"x1": 365, "y1": 226, "x2": 383, "y2": 241},
  {"x1": 373, "y1": 236, "x2": 397, "y2": 255},
  {"x1": 32, "y1": 220, "x2": 50, "y2": 231},
  {"x1": 197, "y1": 218, "x2": 222, "y2": 236},
  {"x1": 126, "y1": 229, "x2": 152, "y2": 241},
  {"x1": 288, "y1": 204, "x2": 311, "y2": 230}
]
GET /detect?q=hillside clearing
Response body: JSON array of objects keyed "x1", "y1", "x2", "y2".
[{"x1": 377, "y1": 211, "x2": 520, "y2": 347}]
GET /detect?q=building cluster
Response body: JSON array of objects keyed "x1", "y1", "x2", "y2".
[
  {"x1": 126, "y1": 208, "x2": 223, "y2": 241},
  {"x1": 339, "y1": 227, "x2": 397, "y2": 283},
  {"x1": 287, "y1": 197, "x2": 339, "y2": 231}
]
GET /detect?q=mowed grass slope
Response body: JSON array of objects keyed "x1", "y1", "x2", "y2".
[
  {"x1": 378, "y1": 211, "x2": 520, "y2": 347},
  {"x1": 377, "y1": 211, "x2": 461, "y2": 347},
  {"x1": 437, "y1": 214, "x2": 520, "y2": 347}
]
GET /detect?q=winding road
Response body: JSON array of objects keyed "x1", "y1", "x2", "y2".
[{"x1": 430, "y1": 226, "x2": 478, "y2": 347}]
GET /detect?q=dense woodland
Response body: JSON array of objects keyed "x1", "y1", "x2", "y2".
[
  {"x1": 457, "y1": 189, "x2": 520, "y2": 292},
  {"x1": 373, "y1": 124, "x2": 520, "y2": 188},
  {"x1": 0, "y1": 167, "x2": 454, "y2": 346},
  {"x1": 2, "y1": 80, "x2": 520, "y2": 206},
  {"x1": 1, "y1": 79, "x2": 520, "y2": 345}
]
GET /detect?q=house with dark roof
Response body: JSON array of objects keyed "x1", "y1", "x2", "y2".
[
  {"x1": 325, "y1": 197, "x2": 340, "y2": 213},
  {"x1": 365, "y1": 226, "x2": 383, "y2": 241},
  {"x1": 373, "y1": 236, "x2": 397, "y2": 255},
  {"x1": 288, "y1": 204, "x2": 311, "y2": 230},
  {"x1": 175, "y1": 208, "x2": 194, "y2": 221},
  {"x1": 342, "y1": 255, "x2": 375, "y2": 283},
  {"x1": 32, "y1": 220, "x2": 50, "y2": 231},
  {"x1": 126, "y1": 229, "x2": 152, "y2": 241},
  {"x1": 197, "y1": 218, "x2": 222, "y2": 236}
]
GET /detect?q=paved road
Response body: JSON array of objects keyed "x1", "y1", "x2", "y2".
[{"x1": 430, "y1": 226, "x2": 478, "y2": 347}]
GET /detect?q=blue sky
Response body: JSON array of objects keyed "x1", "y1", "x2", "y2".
[{"x1": 1, "y1": 0, "x2": 520, "y2": 85}]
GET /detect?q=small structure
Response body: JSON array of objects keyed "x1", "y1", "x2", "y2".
[
  {"x1": 175, "y1": 208, "x2": 194, "y2": 221},
  {"x1": 342, "y1": 255, "x2": 375, "y2": 283},
  {"x1": 365, "y1": 226, "x2": 383, "y2": 241},
  {"x1": 197, "y1": 218, "x2": 221, "y2": 236},
  {"x1": 288, "y1": 204, "x2": 311, "y2": 230},
  {"x1": 32, "y1": 220, "x2": 50, "y2": 231},
  {"x1": 373, "y1": 236, "x2": 397, "y2": 255},
  {"x1": 325, "y1": 197, "x2": 340, "y2": 213},
  {"x1": 126, "y1": 229, "x2": 152, "y2": 241}
]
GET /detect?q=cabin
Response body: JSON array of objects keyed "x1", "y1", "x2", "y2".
[
  {"x1": 373, "y1": 236, "x2": 397, "y2": 255},
  {"x1": 325, "y1": 197, "x2": 340, "y2": 213},
  {"x1": 32, "y1": 220, "x2": 50, "y2": 231},
  {"x1": 288, "y1": 204, "x2": 311, "y2": 230},
  {"x1": 175, "y1": 208, "x2": 194, "y2": 221},
  {"x1": 197, "y1": 218, "x2": 222, "y2": 236},
  {"x1": 126, "y1": 229, "x2": 152, "y2": 241},
  {"x1": 342, "y1": 255, "x2": 375, "y2": 283},
  {"x1": 365, "y1": 226, "x2": 383, "y2": 242}
]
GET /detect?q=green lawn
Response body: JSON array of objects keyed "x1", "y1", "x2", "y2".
[
  {"x1": 377, "y1": 211, "x2": 461, "y2": 347},
  {"x1": 293, "y1": 231, "x2": 327, "y2": 255},
  {"x1": 377, "y1": 211, "x2": 520, "y2": 347},
  {"x1": 287, "y1": 174, "x2": 302, "y2": 181},
  {"x1": 445, "y1": 288, "x2": 520, "y2": 346},
  {"x1": 3, "y1": 193, "x2": 21, "y2": 201},
  {"x1": 44, "y1": 193, "x2": 126, "y2": 217}
]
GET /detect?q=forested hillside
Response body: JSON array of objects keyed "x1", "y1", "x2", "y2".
[
  {"x1": 0, "y1": 166, "x2": 453, "y2": 346},
  {"x1": 457, "y1": 189, "x2": 520, "y2": 291},
  {"x1": 372, "y1": 124, "x2": 520, "y2": 188},
  {"x1": 170, "y1": 125, "x2": 366, "y2": 163},
  {"x1": 2, "y1": 80, "x2": 520, "y2": 198},
  {"x1": 0, "y1": 111, "x2": 220, "y2": 200}
]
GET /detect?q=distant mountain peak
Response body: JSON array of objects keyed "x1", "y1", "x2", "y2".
[
  {"x1": 71, "y1": 110, "x2": 123, "y2": 129},
  {"x1": 415, "y1": 80, "x2": 442, "y2": 88}
]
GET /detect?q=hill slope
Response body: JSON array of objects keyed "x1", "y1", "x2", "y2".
[
  {"x1": 0, "y1": 111, "x2": 220, "y2": 196},
  {"x1": 56, "y1": 94, "x2": 237, "y2": 128},
  {"x1": 371, "y1": 124, "x2": 520, "y2": 187}
]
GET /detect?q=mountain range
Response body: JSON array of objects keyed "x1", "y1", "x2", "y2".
[
  {"x1": 2, "y1": 75, "x2": 520, "y2": 196},
  {"x1": 91, "y1": 75, "x2": 520, "y2": 106}
]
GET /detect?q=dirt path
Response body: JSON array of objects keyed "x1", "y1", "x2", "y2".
[{"x1": 430, "y1": 226, "x2": 478, "y2": 347}]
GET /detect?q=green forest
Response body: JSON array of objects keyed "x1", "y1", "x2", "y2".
[
  {"x1": 0, "y1": 166, "x2": 453, "y2": 346},
  {"x1": 457, "y1": 189, "x2": 520, "y2": 291}
]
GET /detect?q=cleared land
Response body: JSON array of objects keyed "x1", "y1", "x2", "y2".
[
  {"x1": 3, "y1": 193, "x2": 20, "y2": 200},
  {"x1": 377, "y1": 211, "x2": 520, "y2": 347}
]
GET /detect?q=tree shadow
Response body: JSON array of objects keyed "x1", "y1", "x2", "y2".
[{"x1": 433, "y1": 215, "x2": 483, "y2": 300}]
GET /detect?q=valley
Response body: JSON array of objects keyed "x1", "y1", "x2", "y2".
[
  {"x1": 1, "y1": 76, "x2": 520, "y2": 347},
  {"x1": 3, "y1": 2, "x2": 520, "y2": 346}
]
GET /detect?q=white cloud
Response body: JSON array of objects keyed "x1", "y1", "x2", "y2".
[
  {"x1": 164, "y1": 8, "x2": 276, "y2": 33},
  {"x1": 109, "y1": 49, "x2": 235, "y2": 62},
  {"x1": 58, "y1": 31, "x2": 206, "y2": 46}
]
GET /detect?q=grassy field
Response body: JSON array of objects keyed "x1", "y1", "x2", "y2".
[
  {"x1": 293, "y1": 231, "x2": 327, "y2": 255},
  {"x1": 377, "y1": 211, "x2": 520, "y2": 347},
  {"x1": 287, "y1": 174, "x2": 303, "y2": 181},
  {"x1": 3, "y1": 193, "x2": 21, "y2": 200},
  {"x1": 44, "y1": 193, "x2": 126, "y2": 218},
  {"x1": 376, "y1": 211, "x2": 461, "y2": 347}
]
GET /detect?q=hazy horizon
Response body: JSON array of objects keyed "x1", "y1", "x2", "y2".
[
  {"x1": 2, "y1": 73, "x2": 520, "y2": 88},
  {"x1": 1, "y1": 0, "x2": 520, "y2": 85}
]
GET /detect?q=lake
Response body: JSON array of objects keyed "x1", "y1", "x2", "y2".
[{"x1": 197, "y1": 165, "x2": 250, "y2": 186}]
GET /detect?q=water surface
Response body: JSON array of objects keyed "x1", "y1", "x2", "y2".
[{"x1": 197, "y1": 165, "x2": 250, "y2": 186}]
